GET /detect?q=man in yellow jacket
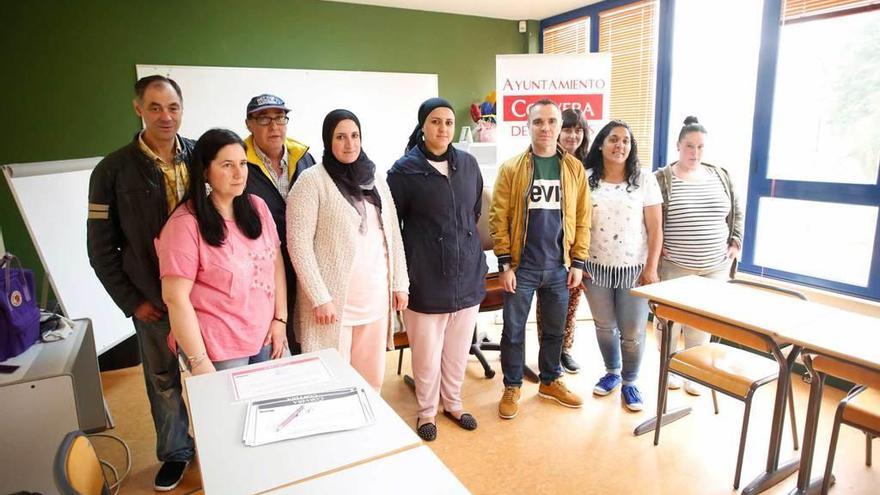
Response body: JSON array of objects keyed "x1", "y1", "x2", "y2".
[
  {"x1": 489, "y1": 99, "x2": 591, "y2": 419},
  {"x1": 243, "y1": 94, "x2": 315, "y2": 354}
]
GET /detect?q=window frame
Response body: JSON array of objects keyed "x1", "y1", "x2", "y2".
[
  {"x1": 542, "y1": 0, "x2": 880, "y2": 300},
  {"x1": 741, "y1": 0, "x2": 880, "y2": 299}
]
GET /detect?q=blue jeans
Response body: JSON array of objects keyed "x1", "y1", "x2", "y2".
[
  {"x1": 582, "y1": 279, "x2": 649, "y2": 384},
  {"x1": 132, "y1": 316, "x2": 194, "y2": 462},
  {"x1": 212, "y1": 345, "x2": 272, "y2": 371},
  {"x1": 501, "y1": 267, "x2": 569, "y2": 386}
]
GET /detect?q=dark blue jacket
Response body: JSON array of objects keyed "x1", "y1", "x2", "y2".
[{"x1": 387, "y1": 146, "x2": 487, "y2": 314}]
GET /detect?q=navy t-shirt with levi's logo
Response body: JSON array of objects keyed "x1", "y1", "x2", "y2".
[{"x1": 519, "y1": 155, "x2": 564, "y2": 270}]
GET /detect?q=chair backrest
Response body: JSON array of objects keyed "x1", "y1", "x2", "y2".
[
  {"x1": 476, "y1": 187, "x2": 494, "y2": 251},
  {"x1": 727, "y1": 279, "x2": 808, "y2": 301},
  {"x1": 811, "y1": 354, "x2": 880, "y2": 391},
  {"x1": 54, "y1": 430, "x2": 110, "y2": 495},
  {"x1": 480, "y1": 272, "x2": 504, "y2": 312}
]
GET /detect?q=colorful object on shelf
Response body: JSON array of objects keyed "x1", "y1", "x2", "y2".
[
  {"x1": 469, "y1": 103, "x2": 482, "y2": 123},
  {"x1": 470, "y1": 91, "x2": 496, "y2": 124},
  {"x1": 474, "y1": 120, "x2": 496, "y2": 143},
  {"x1": 470, "y1": 90, "x2": 497, "y2": 143}
]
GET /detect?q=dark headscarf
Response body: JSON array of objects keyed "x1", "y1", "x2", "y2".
[
  {"x1": 405, "y1": 97, "x2": 456, "y2": 163},
  {"x1": 321, "y1": 109, "x2": 382, "y2": 231}
]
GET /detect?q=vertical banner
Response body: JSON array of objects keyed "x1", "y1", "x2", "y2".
[{"x1": 496, "y1": 53, "x2": 611, "y2": 165}]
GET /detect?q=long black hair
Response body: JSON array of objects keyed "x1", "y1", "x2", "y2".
[
  {"x1": 185, "y1": 128, "x2": 261, "y2": 247},
  {"x1": 560, "y1": 108, "x2": 590, "y2": 164},
  {"x1": 583, "y1": 119, "x2": 640, "y2": 191}
]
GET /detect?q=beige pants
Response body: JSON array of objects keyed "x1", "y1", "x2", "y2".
[
  {"x1": 656, "y1": 259, "x2": 729, "y2": 353},
  {"x1": 338, "y1": 315, "x2": 389, "y2": 392}
]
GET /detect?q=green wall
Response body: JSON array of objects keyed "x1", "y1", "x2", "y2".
[{"x1": 0, "y1": 0, "x2": 526, "y2": 292}]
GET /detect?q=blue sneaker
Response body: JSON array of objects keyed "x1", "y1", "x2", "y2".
[
  {"x1": 592, "y1": 373, "x2": 622, "y2": 396},
  {"x1": 621, "y1": 384, "x2": 644, "y2": 411}
]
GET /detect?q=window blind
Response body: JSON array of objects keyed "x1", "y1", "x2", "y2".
[
  {"x1": 783, "y1": 0, "x2": 880, "y2": 21},
  {"x1": 599, "y1": 0, "x2": 659, "y2": 166},
  {"x1": 543, "y1": 17, "x2": 591, "y2": 54}
]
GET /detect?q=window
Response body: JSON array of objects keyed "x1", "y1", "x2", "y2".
[
  {"x1": 665, "y1": 0, "x2": 763, "y2": 207},
  {"x1": 599, "y1": 0, "x2": 659, "y2": 166},
  {"x1": 542, "y1": 17, "x2": 590, "y2": 54},
  {"x1": 753, "y1": 198, "x2": 878, "y2": 286},
  {"x1": 767, "y1": 7, "x2": 880, "y2": 184},
  {"x1": 742, "y1": 0, "x2": 880, "y2": 299}
]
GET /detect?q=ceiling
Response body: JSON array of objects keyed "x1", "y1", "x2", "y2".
[{"x1": 323, "y1": 0, "x2": 602, "y2": 21}]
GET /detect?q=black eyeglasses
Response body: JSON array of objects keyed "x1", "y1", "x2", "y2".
[{"x1": 250, "y1": 115, "x2": 290, "y2": 126}]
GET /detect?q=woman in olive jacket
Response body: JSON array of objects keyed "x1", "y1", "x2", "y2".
[{"x1": 387, "y1": 98, "x2": 487, "y2": 441}]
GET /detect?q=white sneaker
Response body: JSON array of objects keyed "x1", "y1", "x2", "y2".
[
  {"x1": 667, "y1": 374, "x2": 683, "y2": 390},
  {"x1": 685, "y1": 380, "x2": 703, "y2": 396}
]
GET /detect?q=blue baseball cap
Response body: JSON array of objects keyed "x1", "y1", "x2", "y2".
[{"x1": 246, "y1": 94, "x2": 290, "y2": 116}]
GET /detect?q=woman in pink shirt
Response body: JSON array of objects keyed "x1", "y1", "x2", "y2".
[{"x1": 158, "y1": 128, "x2": 287, "y2": 375}]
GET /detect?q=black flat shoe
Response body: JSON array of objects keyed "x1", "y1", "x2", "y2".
[
  {"x1": 443, "y1": 411, "x2": 478, "y2": 431},
  {"x1": 561, "y1": 352, "x2": 581, "y2": 374},
  {"x1": 416, "y1": 420, "x2": 437, "y2": 441}
]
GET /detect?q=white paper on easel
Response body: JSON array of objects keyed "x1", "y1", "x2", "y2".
[{"x1": 230, "y1": 356, "x2": 333, "y2": 402}]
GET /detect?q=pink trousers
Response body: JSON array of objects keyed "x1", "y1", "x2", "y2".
[
  {"x1": 404, "y1": 305, "x2": 479, "y2": 420},
  {"x1": 338, "y1": 315, "x2": 388, "y2": 393}
]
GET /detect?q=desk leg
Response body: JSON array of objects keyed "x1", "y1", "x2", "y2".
[
  {"x1": 742, "y1": 346, "x2": 802, "y2": 495},
  {"x1": 634, "y1": 308, "x2": 693, "y2": 438},
  {"x1": 104, "y1": 397, "x2": 116, "y2": 430},
  {"x1": 787, "y1": 356, "x2": 830, "y2": 495},
  {"x1": 634, "y1": 407, "x2": 692, "y2": 436}
]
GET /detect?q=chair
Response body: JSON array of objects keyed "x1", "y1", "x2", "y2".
[
  {"x1": 392, "y1": 330, "x2": 410, "y2": 376},
  {"x1": 53, "y1": 430, "x2": 110, "y2": 495},
  {"x1": 469, "y1": 272, "x2": 503, "y2": 379},
  {"x1": 805, "y1": 354, "x2": 880, "y2": 493},
  {"x1": 652, "y1": 279, "x2": 803, "y2": 489}
]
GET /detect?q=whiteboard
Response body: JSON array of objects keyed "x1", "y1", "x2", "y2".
[
  {"x1": 4, "y1": 159, "x2": 132, "y2": 354},
  {"x1": 136, "y1": 64, "x2": 439, "y2": 173}
]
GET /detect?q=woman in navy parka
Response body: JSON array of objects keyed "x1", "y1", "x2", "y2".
[{"x1": 387, "y1": 98, "x2": 487, "y2": 442}]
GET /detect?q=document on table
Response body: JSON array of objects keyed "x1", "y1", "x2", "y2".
[
  {"x1": 242, "y1": 387, "x2": 375, "y2": 447},
  {"x1": 230, "y1": 356, "x2": 333, "y2": 402}
]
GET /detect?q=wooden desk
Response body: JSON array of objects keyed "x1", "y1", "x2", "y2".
[
  {"x1": 631, "y1": 276, "x2": 817, "y2": 494},
  {"x1": 783, "y1": 311, "x2": 880, "y2": 494},
  {"x1": 270, "y1": 445, "x2": 469, "y2": 494},
  {"x1": 185, "y1": 349, "x2": 420, "y2": 494}
]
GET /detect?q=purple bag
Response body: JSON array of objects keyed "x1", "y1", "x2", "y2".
[{"x1": 0, "y1": 254, "x2": 41, "y2": 361}]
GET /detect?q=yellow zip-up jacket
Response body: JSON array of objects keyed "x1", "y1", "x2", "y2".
[
  {"x1": 245, "y1": 135, "x2": 311, "y2": 183},
  {"x1": 489, "y1": 146, "x2": 591, "y2": 271}
]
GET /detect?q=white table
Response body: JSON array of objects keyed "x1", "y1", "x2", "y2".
[
  {"x1": 270, "y1": 445, "x2": 469, "y2": 494},
  {"x1": 185, "y1": 348, "x2": 421, "y2": 494}
]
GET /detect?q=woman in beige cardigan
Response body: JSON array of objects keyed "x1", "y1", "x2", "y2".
[{"x1": 287, "y1": 109, "x2": 409, "y2": 391}]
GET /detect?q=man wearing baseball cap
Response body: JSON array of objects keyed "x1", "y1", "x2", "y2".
[{"x1": 244, "y1": 94, "x2": 315, "y2": 354}]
